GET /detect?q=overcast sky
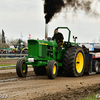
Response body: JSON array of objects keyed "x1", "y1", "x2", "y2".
[{"x1": 0, "y1": 0, "x2": 100, "y2": 43}]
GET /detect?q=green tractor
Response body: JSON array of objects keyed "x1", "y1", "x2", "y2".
[{"x1": 16, "y1": 27, "x2": 85, "y2": 79}]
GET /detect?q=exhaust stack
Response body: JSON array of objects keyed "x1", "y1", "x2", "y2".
[{"x1": 45, "y1": 23, "x2": 48, "y2": 40}]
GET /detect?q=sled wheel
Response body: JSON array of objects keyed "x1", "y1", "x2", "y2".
[{"x1": 92, "y1": 60, "x2": 99, "y2": 73}]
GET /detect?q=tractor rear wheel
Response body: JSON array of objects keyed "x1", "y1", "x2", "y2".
[
  {"x1": 33, "y1": 66, "x2": 46, "y2": 75},
  {"x1": 47, "y1": 60, "x2": 58, "y2": 79},
  {"x1": 63, "y1": 46, "x2": 85, "y2": 77},
  {"x1": 16, "y1": 59, "x2": 27, "y2": 77}
]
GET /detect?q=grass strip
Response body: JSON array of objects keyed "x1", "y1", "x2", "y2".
[
  {"x1": 0, "y1": 64, "x2": 16, "y2": 66},
  {"x1": 79, "y1": 93, "x2": 100, "y2": 100},
  {"x1": 0, "y1": 67, "x2": 16, "y2": 70}
]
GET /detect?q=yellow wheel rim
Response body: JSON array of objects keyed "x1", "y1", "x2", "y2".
[
  {"x1": 53, "y1": 65, "x2": 56, "y2": 74},
  {"x1": 23, "y1": 70, "x2": 26, "y2": 73},
  {"x1": 76, "y1": 52, "x2": 84, "y2": 73},
  {"x1": 22, "y1": 64, "x2": 26, "y2": 73}
]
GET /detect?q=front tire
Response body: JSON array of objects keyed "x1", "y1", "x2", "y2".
[
  {"x1": 47, "y1": 60, "x2": 58, "y2": 79},
  {"x1": 16, "y1": 59, "x2": 27, "y2": 77},
  {"x1": 63, "y1": 46, "x2": 85, "y2": 77}
]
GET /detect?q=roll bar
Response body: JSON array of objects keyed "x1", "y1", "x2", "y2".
[{"x1": 54, "y1": 27, "x2": 71, "y2": 42}]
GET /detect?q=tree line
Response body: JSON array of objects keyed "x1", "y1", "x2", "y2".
[{"x1": 0, "y1": 33, "x2": 27, "y2": 48}]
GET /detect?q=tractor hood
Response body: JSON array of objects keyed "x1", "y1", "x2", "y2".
[{"x1": 27, "y1": 39, "x2": 57, "y2": 59}]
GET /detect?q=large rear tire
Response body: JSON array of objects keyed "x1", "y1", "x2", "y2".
[
  {"x1": 63, "y1": 46, "x2": 85, "y2": 77},
  {"x1": 33, "y1": 66, "x2": 46, "y2": 75},
  {"x1": 47, "y1": 60, "x2": 58, "y2": 79},
  {"x1": 16, "y1": 59, "x2": 27, "y2": 77}
]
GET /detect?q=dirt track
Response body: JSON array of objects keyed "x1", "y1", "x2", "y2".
[
  {"x1": 0, "y1": 59, "x2": 18, "y2": 65},
  {"x1": 0, "y1": 67, "x2": 100, "y2": 100}
]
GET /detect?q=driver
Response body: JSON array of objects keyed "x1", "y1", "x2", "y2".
[{"x1": 52, "y1": 29, "x2": 64, "y2": 51}]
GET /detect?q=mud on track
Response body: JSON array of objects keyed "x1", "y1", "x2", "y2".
[{"x1": 0, "y1": 68, "x2": 100, "y2": 100}]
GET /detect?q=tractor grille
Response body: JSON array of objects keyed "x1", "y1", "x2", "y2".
[
  {"x1": 28, "y1": 40, "x2": 38, "y2": 57},
  {"x1": 28, "y1": 40, "x2": 47, "y2": 58}
]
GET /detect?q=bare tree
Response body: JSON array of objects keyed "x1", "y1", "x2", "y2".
[
  {"x1": 8, "y1": 38, "x2": 27, "y2": 46},
  {"x1": 0, "y1": 33, "x2": 9, "y2": 48},
  {"x1": 0, "y1": 32, "x2": 27, "y2": 48}
]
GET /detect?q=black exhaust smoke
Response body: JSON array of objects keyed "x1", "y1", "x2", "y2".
[
  {"x1": 44, "y1": 0, "x2": 100, "y2": 24},
  {"x1": 44, "y1": 0, "x2": 65, "y2": 24},
  {"x1": 44, "y1": 0, "x2": 100, "y2": 39},
  {"x1": 44, "y1": 0, "x2": 65, "y2": 39},
  {"x1": 65, "y1": 0, "x2": 92, "y2": 13}
]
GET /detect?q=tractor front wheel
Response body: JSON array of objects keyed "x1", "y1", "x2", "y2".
[
  {"x1": 63, "y1": 46, "x2": 85, "y2": 77},
  {"x1": 47, "y1": 60, "x2": 58, "y2": 79},
  {"x1": 16, "y1": 59, "x2": 27, "y2": 77}
]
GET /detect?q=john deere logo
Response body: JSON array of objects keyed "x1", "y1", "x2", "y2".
[{"x1": 39, "y1": 43, "x2": 48, "y2": 45}]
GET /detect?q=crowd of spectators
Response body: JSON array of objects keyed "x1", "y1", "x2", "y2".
[
  {"x1": 0, "y1": 49, "x2": 28, "y2": 54},
  {"x1": 0, "y1": 49, "x2": 8, "y2": 54}
]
